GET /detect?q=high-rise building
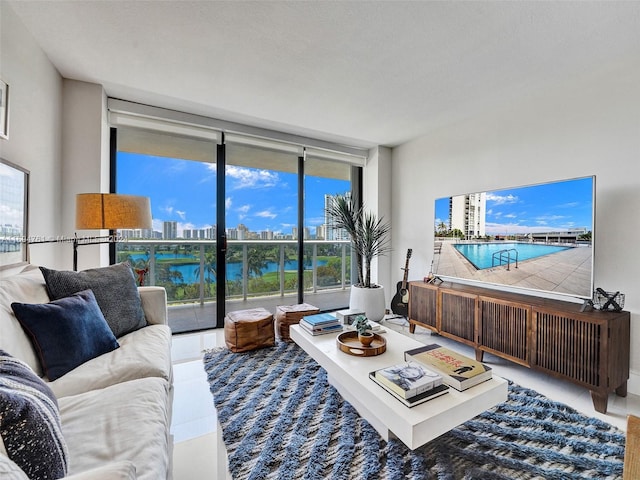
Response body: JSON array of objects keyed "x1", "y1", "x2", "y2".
[
  {"x1": 163, "y1": 221, "x2": 178, "y2": 239},
  {"x1": 324, "y1": 193, "x2": 351, "y2": 241},
  {"x1": 450, "y1": 193, "x2": 486, "y2": 239},
  {"x1": 237, "y1": 224, "x2": 249, "y2": 240}
]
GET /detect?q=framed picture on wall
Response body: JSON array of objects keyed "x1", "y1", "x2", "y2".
[
  {"x1": 0, "y1": 158, "x2": 29, "y2": 269},
  {"x1": 0, "y1": 79, "x2": 8, "y2": 139}
]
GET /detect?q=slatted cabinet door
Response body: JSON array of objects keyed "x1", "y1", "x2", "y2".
[
  {"x1": 478, "y1": 296, "x2": 530, "y2": 366},
  {"x1": 532, "y1": 310, "x2": 601, "y2": 387},
  {"x1": 408, "y1": 282, "x2": 438, "y2": 332},
  {"x1": 531, "y1": 306, "x2": 630, "y2": 413},
  {"x1": 439, "y1": 287, "x2": 477, "y2": 346}
]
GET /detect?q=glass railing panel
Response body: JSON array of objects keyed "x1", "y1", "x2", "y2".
[
  {"x1": 117, "y1": 239, "x2": 350, "y2": 306},
  {"x1": 244, "y1": 243, "x2": 280, "y2": 298},
  {"x1": 316, "y1": 242, "x2": 349, "y2": 291}
]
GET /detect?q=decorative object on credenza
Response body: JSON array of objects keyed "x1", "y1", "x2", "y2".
[
  {"x1": 593, "y1": 288, "x2": 625, "y2": 312},
  {"x1": 0, "y1": 158, "x2": 29, "y2": 269},
  {"x1": 0, "y1": 78, "x2": 9, "y2": 139},
  {"x1": 424, "y1": 258, "x2": 443, "y2": 285}
]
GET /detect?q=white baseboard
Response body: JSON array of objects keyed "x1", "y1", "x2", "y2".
[{"x1": 627, "y1": 369, "x2": 640, "y2": 396}]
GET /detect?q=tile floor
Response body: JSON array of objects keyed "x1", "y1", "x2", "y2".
[{"x1": 170, "y1": 317, "x2": 640, "y2": 479}]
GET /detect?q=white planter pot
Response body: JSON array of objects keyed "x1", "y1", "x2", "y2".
[{"x1": 349, "y1": 285, "x2": 386, "y2": 322}]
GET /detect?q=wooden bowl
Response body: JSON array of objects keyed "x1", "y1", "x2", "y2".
[{"x1": 337, "y1": 331, "x2": 386, "y2": 356}]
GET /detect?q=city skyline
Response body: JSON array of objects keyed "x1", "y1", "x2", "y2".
[{"x1": 117, "y1": 152, "x2": 351, "y2": 238}]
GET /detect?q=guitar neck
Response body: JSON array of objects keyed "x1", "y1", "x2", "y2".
[{"x1": 401, "y1": 262, "x2": 410, "y2": 288}]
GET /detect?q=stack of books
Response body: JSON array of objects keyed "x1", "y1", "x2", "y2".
[
  {"x1": 369, "y1": 361, "x2": 449, "y2": 407},
  {"x1": 299, "y1": 313, "x2": 343, "y2": 336},
  {"x1": 404, "y1": 343, "x2": 492, "y2": 391}
]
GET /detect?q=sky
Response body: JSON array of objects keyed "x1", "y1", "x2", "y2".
[
  {"x1": 0, "y1": 161, "x2": 26, "y2": 233},
  {"x1": 434, "y1": 176, "x2": 594, "y2": 235},
  {"x1": 117, "y1": 153, "x2": 350, "y2": 235}
]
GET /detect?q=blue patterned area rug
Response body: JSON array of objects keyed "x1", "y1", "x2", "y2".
[{"x1": 203, "y1": 341, "x2": 625, "y2": 480}]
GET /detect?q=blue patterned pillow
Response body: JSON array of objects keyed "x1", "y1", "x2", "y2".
[
  {"x1": 0, "y1": 350, "x2": 68, "y2": 479},
  {"x1": 11, "y1": 289, "x2": 120, "y2": 381},
  {"x1": 40, "y1": 263, "x2": 147, "y2": 338}
]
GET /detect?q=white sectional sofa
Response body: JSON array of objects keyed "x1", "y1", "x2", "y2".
[{"x1": 0, "y1": 264, "x2": 173, "y2": 479}]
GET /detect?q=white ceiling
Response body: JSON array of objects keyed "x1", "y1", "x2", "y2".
[{"x1": 7, "y1": 1, "x2": 640, "y2": 148}]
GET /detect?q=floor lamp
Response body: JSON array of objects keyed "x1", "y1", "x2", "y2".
[{"x1": 74, "y1": 193, "x2": 152, "y2": 271}]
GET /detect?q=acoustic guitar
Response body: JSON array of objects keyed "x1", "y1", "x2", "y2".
[{"x1": 391, "y1": 249, "x2": 412, "y2": 317}]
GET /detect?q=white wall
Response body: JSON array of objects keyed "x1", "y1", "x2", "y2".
[
  {"x1": 391, "y1": 60, "x2": 640, "y2": 393},
  {"x1": 0, "y1": 3, "x2": 65, "y2": 271},
  {"x1": 364, "y1": 146, "x2": 393, "y2": 303},
  {"x1": 61, "y1": 79, "x2": 110, "y2": 271}
]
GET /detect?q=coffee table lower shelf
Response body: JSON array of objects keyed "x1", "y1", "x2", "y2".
[{"x1": 290, "y1": 324, "x2": 508, "y2": 450}]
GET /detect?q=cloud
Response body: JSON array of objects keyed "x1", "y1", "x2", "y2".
[
  {"x1": 558, "y1": 201, "x2": 579, "y2": 208},
  {"x1": 165, "y1": 162, "x2": 187, "y2": 174},
  {"x1": 225, "y1": 197, "x2": 232, "y2": 209},
  {"x1": 256, "y1": 210, "x2": 277, "y2": 219},
  {"x1": 486, "y1": 193, "x2": 519, "y2": 205},
  {"x1": 198, "y1": 163, "x2": 217, "y2": 184},
  {"x1": 152, "y1": 219, "x2": 164, "y2": 232},
  {"x1": 237, "y1": 205, "x2": 251, "y2": 214},
  {"x1": 536, "y1": 214, "x2": 566, "y2": 223},
  {"x1": 0, "y1": 204, "x2": 22, "y2": 225},
  {"x1": 306, "y1": 216, "x2": 325, "y2": 226},
  {"x1": 226, "y1": 165, "x2": 279, "y2": 190}
]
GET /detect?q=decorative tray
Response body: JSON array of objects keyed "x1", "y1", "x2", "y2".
[{"x1": 336, "y1": 331, "x2": 387, "y2": 357}]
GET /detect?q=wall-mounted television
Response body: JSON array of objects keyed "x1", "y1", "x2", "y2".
[{"x1": 432, "y1": 175, "x2": 595, "y2": 300}]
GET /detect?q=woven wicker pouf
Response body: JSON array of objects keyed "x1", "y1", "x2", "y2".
[
  {"x1": 224, "y1": 308, "x2": 275, "y2": 353},
  {"x1": 275, "y1": 303, "x2": 320, "y2": 342}
]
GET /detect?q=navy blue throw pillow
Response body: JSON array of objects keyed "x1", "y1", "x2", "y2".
[
  {"x1": 0, "y1": 349, "x2": 68, "y2": 478},
  {"x1": 11, "y1": 289, "x2": 120, "y2": 381}
]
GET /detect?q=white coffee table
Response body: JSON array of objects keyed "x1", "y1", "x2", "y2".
[{"x1": 290, "y1": 324, "x2": 508, "y2": 450}]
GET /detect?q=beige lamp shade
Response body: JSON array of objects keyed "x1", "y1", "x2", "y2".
[{"x1": 76, "y1": 193, "x2": 152, "y2": 230}]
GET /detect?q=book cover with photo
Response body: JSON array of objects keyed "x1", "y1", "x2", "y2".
[
  {"x1": 404, "y1": 344, "x2": 492, "y2": 391},
  {"x1": 373, "y1": 361, "x2": 442, "y2": 399},
  {"x1": 369, "y1": 371, "x2": 449, "y2": 407}
]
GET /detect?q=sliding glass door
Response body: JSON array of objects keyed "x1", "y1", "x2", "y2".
[
  {"x1": 113, "y1": 121, "x2": 360, "y2": 333},
  {"x1": 115, "y1": 126, "x2": 219, "y2": 331},
  {"x1": 224, "y1": 139, "x2": 300, "y2": 316}
]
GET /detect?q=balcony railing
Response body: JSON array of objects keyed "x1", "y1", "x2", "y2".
[{"x1": 116, "y1": 239, "x2": 352, "y2": 306}]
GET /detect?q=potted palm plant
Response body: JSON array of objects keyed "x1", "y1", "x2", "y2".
[{"x1": 326, "y1": 194, "x2": 391, "y2": 321}]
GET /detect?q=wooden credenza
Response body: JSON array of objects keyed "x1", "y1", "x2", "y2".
[{"x1": 408, "y1": 281, "x2": 630, "y2": 413}]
